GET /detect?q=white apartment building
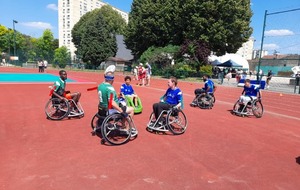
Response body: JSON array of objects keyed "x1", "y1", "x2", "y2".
[
  {"x1": 236, "y1": 37, "x2": 255, "y2": 60},
  {"x1": 58, "y1": 0, "x2": 129, "y2": 60}
]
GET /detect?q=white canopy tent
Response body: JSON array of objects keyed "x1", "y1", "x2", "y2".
[{"x1": 208, "y1": 53, "x2": 249, "y2": 70}]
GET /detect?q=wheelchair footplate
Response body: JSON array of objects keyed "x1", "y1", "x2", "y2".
[
  {"x1": 147, "y1": 119, "x2": 169, "y2": 133},
  {"x1": 232, "y1": 105, "x2": 252, "y2": 117}
]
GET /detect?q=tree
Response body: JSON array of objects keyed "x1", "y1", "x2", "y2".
[
  {"x1": 0, "y1": 25, "x2": 29, "y2": 63},
  {"x1": 17, "y1": 35, "x2": 39, "y2": 62},
  {"x1": 54, "y1": 46, "x2": 71, "y2": 68},
  {"x1": 179, "y1": 40, "x2": 211, "y2": 72},
  {"x1": 0, "y1": 24, "x2": 58, "y2": 63},
  {"x1": 177, "y1": 0, "x2": 252, "y2": 56},
  {"x1": 125, "y1": 0, "x2": 180, "y2": 57},
  {"x1": 72, "y1": 5, "x2": 126, "y2": 64},
  {"x1": 72, "y1": 6, "x2": 121, "y2": 66},
  {"x1": 139, "y1": 45, "x2": 180, "y2": 65},
  {"x1": 125, "y1": 0, "x2": 252, "y2": 57},
  {"x1": 36, "y1": 29, "x2": 55, "y2": 63},
  {"x1": 99, "y1": 5, "x2": 127, "y2": 35},
  {"x1": 0, "y1": 25, "x2": 11, "y2": 54},
  {"x1": 72, "y1": 11, "x2": 94, "y2": 53},
  {"x1": 79, "y1": 13, "x2": 117, "y2": 66}
]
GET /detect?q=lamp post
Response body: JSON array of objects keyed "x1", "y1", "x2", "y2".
[
  {"x1": 13, "y1": 20, "x2": 18, "y2": 57},
  {"x1": 257, "y1": 8, "x2": 300, "y2": 81}
]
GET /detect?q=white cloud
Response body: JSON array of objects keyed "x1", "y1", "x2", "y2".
[
  {"x1": 47, "y1": 4, "x2": 58, "y2": 11},
  {"x1": 263, "y1": 43, "x2": 279, "y2": 50},
  {"x1": 265, "y1": 29, "x2": 294, "y2": 37},
  {"x1": 21, "y1": 22, "x2": 53, "y2": 30}
]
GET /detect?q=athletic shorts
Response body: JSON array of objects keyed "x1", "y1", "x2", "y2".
[{"x1": 64, "y1": 93, "x2": 72, "y2": 100}]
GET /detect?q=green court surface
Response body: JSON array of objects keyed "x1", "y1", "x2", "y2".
[{"x1": 0, "y1": 73, "x2": 76, "y2": 82}]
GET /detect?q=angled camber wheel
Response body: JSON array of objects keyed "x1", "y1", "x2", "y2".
[{"x1": 45, "y1": 98, "x2": 70, "y2": 120}]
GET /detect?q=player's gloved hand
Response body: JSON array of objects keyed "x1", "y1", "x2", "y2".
[
  {"x1": 121, "y1": 111, "x2": 128, "y2": 118},
  {"x1": 172, "y1": 106, "x2": 178, "y2": 111}
]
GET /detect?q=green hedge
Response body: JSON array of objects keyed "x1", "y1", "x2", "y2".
[{"x1": 152, "y1": 62, "x2": 213, "y2": 79}]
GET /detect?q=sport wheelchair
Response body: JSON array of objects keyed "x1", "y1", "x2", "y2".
[
  {"x1": 45, "y1": 97, "x2": 84, "y2": 120},
  {"x1": 146, "y1": 107, "x2": 187, "y2": 135},
  {"x1": 190, "y1": 93, "x2": 215, "y2": 109},
  {"x1": 232, "y1": 97, "x2": 263, "y2": 118},
  {"x1": 91, "y1": 109, "x2": 138, "y2": 145}
]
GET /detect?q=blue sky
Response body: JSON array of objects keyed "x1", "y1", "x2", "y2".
[{"x1": 1, "y1": 0, "x2": 300, "y2": 55}]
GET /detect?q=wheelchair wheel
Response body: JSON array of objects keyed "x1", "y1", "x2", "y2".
[
  {"x1": 195, "y1": 95, "x2": 204, "y2": 107},
  {"x1": 45, "y1": 98, "x2": 69, "y2": 120},
  {"x1": 211, "y1": 95, "x2": 216, "y2": 104},
  {"x1": 166, "y1": 109, "x2": 187, "y2": 135},
  {"x1": 101, "y1": 113, "x2": 132, "y2": 145},
  {"x1": 252, "y1": 100, "x2": 263, "y2": 118},
  {"x1": 91, "y1": 114, "x2": 104, "y2": 131},
  {"x1": 91, "y1": 114, "x2": 98, "y2": 130},
  {"x1": 196, "y1": 94, "x2": 213, "y2": 109},
  {"x1": 232, "y1": 100, "x2": 240, "y2": 113}
]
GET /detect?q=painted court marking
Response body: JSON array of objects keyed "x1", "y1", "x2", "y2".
[{"x1": 0, "y1": 73, "x2": 96, "y2": 84}]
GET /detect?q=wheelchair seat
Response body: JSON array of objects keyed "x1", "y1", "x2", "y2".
[{"x1": 122, "y1": 95, "x2": 143, "y2": 114}]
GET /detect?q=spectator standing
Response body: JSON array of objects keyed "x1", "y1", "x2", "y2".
[
  {"x1": 266, "y1": 70, "x2": 273, "y2": 89},
  {"x1": 225, "y1": 71, "x2": 232, "y2": 83},
  {"x1": 218, "y1": 68, "x2": 224, "y2": 84},
  {"x1": 38, "y1": 60, "x2": 44, "y2": 73},
  {"x1": 133, "y1": 66, "x2": 138, "y2": 81},
  {"x1": 137, "y1": 63, "x2": 146, "y2": 86},
  {"x1": 145, "y1": 62, "x2": 152, "y2": 86},
  {"x1": 43, "y1": 60, "x2": 48, "y2": 73}
]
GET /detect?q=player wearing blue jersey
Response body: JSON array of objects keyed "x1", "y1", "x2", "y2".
[
  {"x1": 190, "y1": 75, "x2": 215, "y2": 106},
  {"x1": 238, "y1": 79, "x2": 262, "y2": 112},
  {"x1": 120, "y1": 76, "x2": 138, "y2": 107},
  {"x1": 152, "y1": 76, "x2": 183, "y2": 121}
]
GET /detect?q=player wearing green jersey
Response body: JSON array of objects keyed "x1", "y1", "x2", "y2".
[{"x1": 97, "y1": 71, "x2": 134, "y2": 118}]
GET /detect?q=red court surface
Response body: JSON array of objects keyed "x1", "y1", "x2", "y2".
[{"x1": 1, "y1": 67, "x2": 300, "y2": 190}]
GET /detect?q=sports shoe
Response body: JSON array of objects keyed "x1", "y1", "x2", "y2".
[
  {"x1": 148, "y1": 121, "x2": 155, "y2": 127},
  {"x1": 158, "y1": 118, "x2": 166, "y2": 126}
]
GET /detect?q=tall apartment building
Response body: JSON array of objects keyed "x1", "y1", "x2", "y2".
[
  {"x1": 236, "y1": 37, "x2": 255, "y2": 60},
  {"x1": 58, "y1": 0, "x2": 129, "y2": 60}
]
